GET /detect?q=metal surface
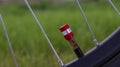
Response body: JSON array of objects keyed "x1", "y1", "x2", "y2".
[
  {"x1": 74, "y1": 0, "x2": 99, "y2": 47},
  {"x1": 0, "y1": 14, "x2": 18, "y2": 67},
  {"x1": 109, "y1": 0, "x2": 120, "y2": 16},
  {"x1": 24, "y1": 0, "x2": 64, "y2": 67}
]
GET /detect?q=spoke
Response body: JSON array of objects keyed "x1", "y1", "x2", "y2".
[
  {"x1": 24, "y1": 0, "x2": 64, "y2": 67},
  {"x1": 74, "y1": 0, "x2": 99, "y2": 47},
  {"x1": 0, "y1": 14, "x2": 18, "y2": 67},
  {"x1": 109, "y1": 0, "x2": 120, "y2": 16}
]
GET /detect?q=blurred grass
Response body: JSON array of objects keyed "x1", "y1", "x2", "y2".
[{"x1": 0, "y1": 1, "x2": 120, "y2": 67}]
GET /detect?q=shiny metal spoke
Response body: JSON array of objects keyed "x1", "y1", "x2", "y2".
[
  {"x1": 109, "y1": 0, "x2": 120, "y2": 16},
  {"x1": 74, "y1": 0, "x2": 99, "y2": 47},
  {"x1": 24, "y1": 0, "x2": 64, "y2": 67},
  {"x1": 0, "y1": 14, "x2": 18, "y2": 67}
]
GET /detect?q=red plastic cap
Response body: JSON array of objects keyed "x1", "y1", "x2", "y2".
[
  {"x1": 60, "y1": 24, "x2": 69, "y2": 32},
  {"x1": 59, "y1": 24, "x2": 74, "y2": 40}
]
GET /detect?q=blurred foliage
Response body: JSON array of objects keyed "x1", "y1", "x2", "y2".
[{"x1": 0, "y1": 0, "x2": 120, "y2": 67}]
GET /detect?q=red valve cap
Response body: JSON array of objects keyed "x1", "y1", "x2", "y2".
[{"x1": 59, "y1": 24, "x2": 74, "y2": 40}]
